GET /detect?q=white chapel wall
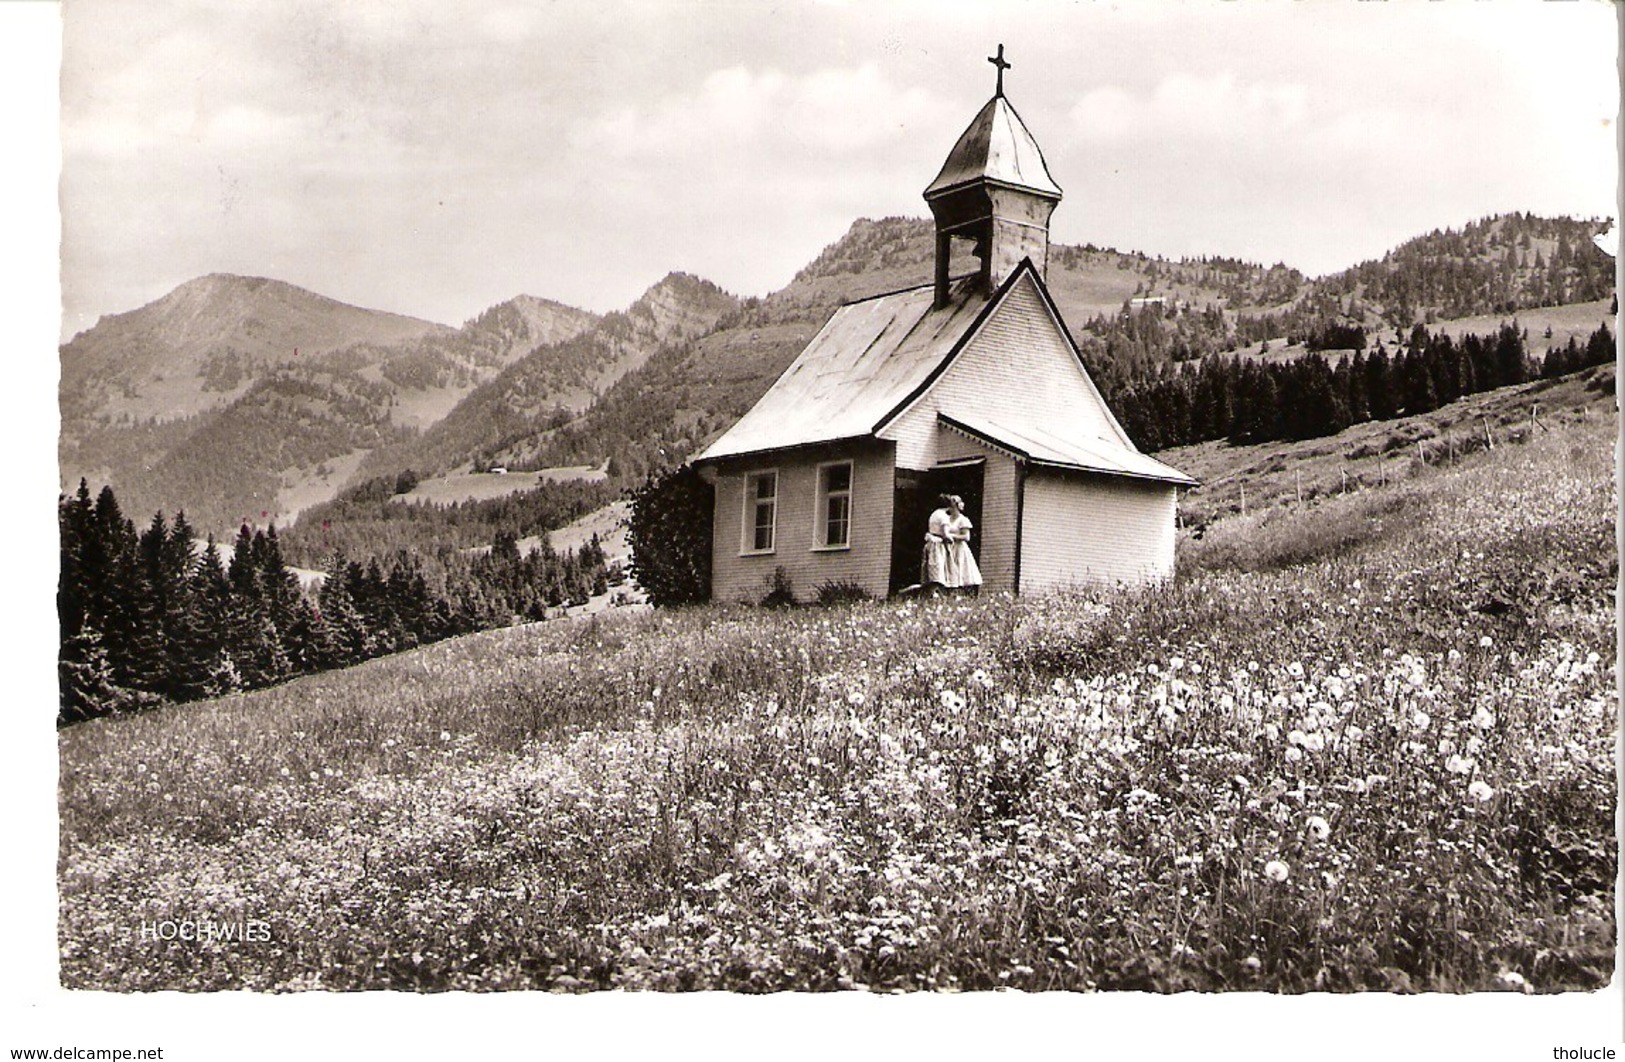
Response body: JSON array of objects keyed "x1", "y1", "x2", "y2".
[{"x1": 1019, "y1": 471, "x2": 1176, "y2": 591}]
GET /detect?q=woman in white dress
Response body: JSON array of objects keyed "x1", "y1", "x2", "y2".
[
  {"x1": 921, "y1": 495, "x2": 951, "y2": 589},
  {"x1": 941, "y1": 494, "x2": 982, "y2": 592}
]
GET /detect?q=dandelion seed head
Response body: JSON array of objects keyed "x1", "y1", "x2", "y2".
[
  {"x1": 1263, "y1": 860, "x2": 1290, "y2": 883},
  {"x1": 1469, "y1": 780, "x2": 1496, "y2": 803},
  {"x1": 1306, "y1": 815, "x2": 1330, "y2": 841}
]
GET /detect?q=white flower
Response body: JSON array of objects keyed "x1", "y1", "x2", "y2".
[
  {"x1": 1468, "y1": 780, "x2": 1496, "y2": 803},
  {"x1": 440, "y1": 730, "x2": 452, "y2": 742},
  {"x1": 1168, "y1": 656, "x2": 1184, "y2": 672},
  {"x1": 1495, "y1": 970, "x2": 1530, "y2": 993},
  {"x1": 1412, "y1": 710, "x2": 1431, "y2": 732},
  {"x1": 1306, "y1": 815, "x2": 1331, "y2": 841},
  {"x1": 1287, "y1": 661, "x2": 1305, "y2": 679},
  {"x1": 1285, "y1": 747, "x2": 1303, "y2": 763},
  {"x1": 1446, "y1": 754, "x2": 1475, "y2": 775},
  {"x1": 1263, "y1": 860, "x2": 1290, "y2": 883},
  {"x1": 1479, "y1": 636, "x2": 1494, "y2": 649},
  {"x1": 1473, "y1": 707, "x2": 1496, "y2": 730},
  {"x1": 1242, "y1": 955, "x2": 1262, "y2": 974},
  {"x1": 1438, "y1": 738, "x2": 1456, "y2": 756}
]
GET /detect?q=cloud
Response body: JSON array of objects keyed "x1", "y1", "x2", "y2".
[
  {"x1": 579, "y1": 63, "x2": 951, "y2": 162},
  {"x1": 1071, "y1": 73, "x2": 1308, "y2": 145}
]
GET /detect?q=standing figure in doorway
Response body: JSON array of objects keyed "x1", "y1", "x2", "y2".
[
  {"x1": 922, "y1": 494, "x2": 951, "y2": 590},
  {"x1": 941, "y1": 494, "x2": 982, "y2": 593}
]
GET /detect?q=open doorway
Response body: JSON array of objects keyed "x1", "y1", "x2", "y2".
[{"x1": 889, "y1": 458, "x2": 984, "y2": 594}]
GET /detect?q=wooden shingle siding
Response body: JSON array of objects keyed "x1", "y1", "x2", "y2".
[
  {"x1": 1020, "y1": 470, "x2": 1175, "y2": 591},
  {"x1": 935, "y1": 429, "x2": 1019, "y2": 594},
  {"x1": 710, "y1": 442, "x2": 896, "y2": 603},
  {"x1": 882, "y1": 272, "x2": 1122, "y2": 470}
]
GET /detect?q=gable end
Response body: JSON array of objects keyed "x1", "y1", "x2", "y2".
[{"x1": 869, "y1": 259, "x2": 1036, "y2": 436}]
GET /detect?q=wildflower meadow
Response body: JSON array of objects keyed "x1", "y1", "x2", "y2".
[{"x1": 58, "y1": 410, "x2": 1615, "y2": 992}]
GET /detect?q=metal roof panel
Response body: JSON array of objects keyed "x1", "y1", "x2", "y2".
[
  {"x1": 924, "y1": 96, "x2": 1062, "y2": 200},
  {"x1": 697, "y1": 278, "x2": 994, "y2": 463},
  {"x1": 939, "y1": 411, "x2": 1197, "y2": 486}
]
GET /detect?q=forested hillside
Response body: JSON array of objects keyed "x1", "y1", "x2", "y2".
[
  {"x1": 58, "y1": 480, "x2": 619, "y2": 724},
  {"x1": 520, "y1": 213, "x2": 1613, "y2": 484},
  {"x1": 363, "y1": 273, "x2": 739, "y2": 480},
  {"x1": 61, "y1": 280, "x2": 600, "y2": 535}
]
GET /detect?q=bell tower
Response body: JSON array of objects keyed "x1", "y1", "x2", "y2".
[{"x1": 923, "y1": 45, "x2": 1063, "y2": 308}]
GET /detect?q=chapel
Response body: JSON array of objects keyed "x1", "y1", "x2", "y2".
[{"x1": 694, "y1": 49, "x2": 1195, "y2": 602}]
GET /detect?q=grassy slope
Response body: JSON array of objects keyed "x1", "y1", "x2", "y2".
[
  {"x1": 58, "y1": 387, "x2": 1616, "y2": 993},
  {"x1": 393, "y1": 466, "x2": 608, "y2": 508},
  {"x1": 1165, "y1": 362, "x2": 1616, "y2": 528}
]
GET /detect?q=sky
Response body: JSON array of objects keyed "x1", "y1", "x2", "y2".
[{"x1": 57, "y1": 0, "x2": 1618, "y2": 342}]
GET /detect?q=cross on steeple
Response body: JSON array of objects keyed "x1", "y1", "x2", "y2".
[{"x1": 988, "y1": 43, "x2": 1011, "y2": 97}]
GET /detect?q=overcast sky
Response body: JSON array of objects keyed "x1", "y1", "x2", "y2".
[{"x1": 59, "y1": 0, "x2": 1618, "y2": 340}]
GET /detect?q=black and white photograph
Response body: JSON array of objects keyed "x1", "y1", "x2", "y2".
[{"x1": 7, "y1": 0, "x2": 1621, "y2": 1057}]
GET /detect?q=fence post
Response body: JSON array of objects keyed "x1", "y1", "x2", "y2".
[
  {"x1": 1341, "y1": 467, "x2": 1348, "y2": 495},
  {"x1": 1295, "y1": 468, "x2": 1302, "y2": 505},
  {"x1": 1240, "y1": 482, "x2": 1247, "y2": 517},
  {"x1": 1481, "y1": 416, "x2": 1495, "y2": 451}
]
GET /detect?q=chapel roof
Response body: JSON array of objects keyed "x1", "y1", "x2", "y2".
[
  {"x1": 695, "y1": 275, "x2": 993, "y2": 463},
  {"x1": 939, "y1": 411, "x2": 1198, "y2": 487},
  {"x1": 923, "y1": 95, "x2": 1062, "y2": 201}
]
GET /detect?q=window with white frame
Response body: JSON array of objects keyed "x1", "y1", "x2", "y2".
[
  {"x1": 742, "y1": 470, "x2": 777, "y2": 553},
  {"x1": 816, "y1": 461, "x2": 853, "y2": 549}
]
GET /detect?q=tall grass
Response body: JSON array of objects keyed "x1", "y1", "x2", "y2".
[{"x1": 58, "y1": 413, "x2": 1616, "y2": 992}]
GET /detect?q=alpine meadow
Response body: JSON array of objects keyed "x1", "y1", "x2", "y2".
[{"x1": 59, "y1": 369, "x2": 1616, "y2": 992}]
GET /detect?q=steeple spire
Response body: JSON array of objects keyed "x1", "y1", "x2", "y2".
[
  {"x1": 923, "y1": 51, "x2": 1062, "y2": 307},
  {"x1": 988, "y1": 44, "x2": 1010, "y2": 98}
]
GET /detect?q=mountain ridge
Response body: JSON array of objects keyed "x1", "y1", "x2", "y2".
[{"x1": 59, "y1": 211, "x2": 1613, "y2": 535}]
